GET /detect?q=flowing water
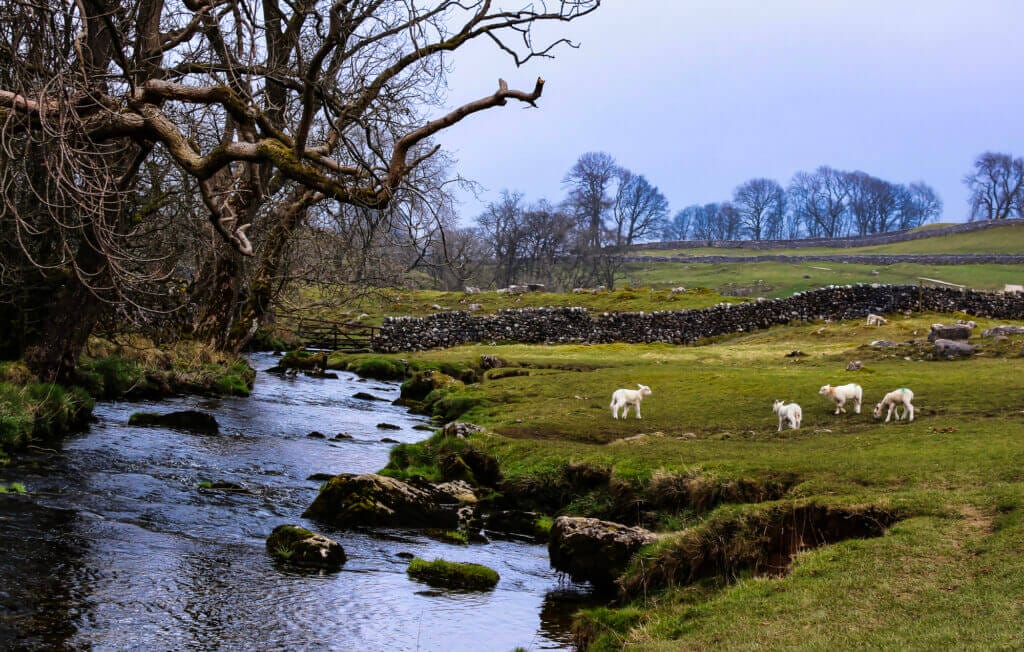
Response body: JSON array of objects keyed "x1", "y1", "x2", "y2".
[{"x1": 0, "y1": 353, "x2": 594, "y2": 651}]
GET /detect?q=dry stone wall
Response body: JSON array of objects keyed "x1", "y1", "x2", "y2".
[{"x1": 373, "y1": 285, "x2": 1024, "y2": 353}]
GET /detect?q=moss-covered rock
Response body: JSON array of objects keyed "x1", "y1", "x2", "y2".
[
  {"x1": 548, "y1": 516, "x2": 658, "y2": 590},
  {"x1": 302, "y1": 473, "x2": 470, "y2": 529},
  {"x1": 406, "y1": 557, "x2": 499, "y2": 590},
  {"x1": 266, "y1": 524, "x2": 346, "y2": 570}
]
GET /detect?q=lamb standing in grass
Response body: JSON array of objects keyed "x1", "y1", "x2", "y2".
[
  {"x1": 819, "y1": 383, "x2": 862, "y2": 415},
  {"x1": 866, "y1": 313, "x2": 888, "y2": 326},
  {"x1": 610, "y1": 384, "x2": 652, "y2": 419},
  {"x1": 874, "y1": 387, "x2": 915, "y2": 422},
  {"x1": 772, "y1": 400, "x2": 802, "y2": 431}
]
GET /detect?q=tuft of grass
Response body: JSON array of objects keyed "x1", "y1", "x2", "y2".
[
  {"x1": 406, "y1": 557, "x2": 499, "y2": 590},
  {"x1": 0, "y1": 482, "x2": 27, "y2": 494}
]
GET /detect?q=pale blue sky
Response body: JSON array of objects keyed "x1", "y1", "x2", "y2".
[{"x1": 438, "y1": 1, "x2": 1024, "y2": 224}]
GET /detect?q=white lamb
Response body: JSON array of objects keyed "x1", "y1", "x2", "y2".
[
  {"x1": 819, "y1": 383, "x2": 862, "y2": 415},
  {"x1": 866, "y1": 313, "x2": 888, "y2": 326},
  {"x1": 873, "y1": 387, "x2": 915, "y2": 422},
  {"x1": 772, "y1": 400, "x2": 802, "y2": 431},
  {"x1": 610, "y1": 384, "x2": 652, "y2": 420}
]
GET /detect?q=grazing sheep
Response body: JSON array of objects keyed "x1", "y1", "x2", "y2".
[
  {"x1": 772, "y1": 400, "x2": 802, "y2": 431},
  {"x1": 866, "y1": 313, "x2": 888, "y2": 326},
  {"x1": 610, "y1": 384, "x2": 652, "y2": 420},
  {"x1": 819, "y1": 383, "x2": 863, "y2": 415},
  {"x1": 873, "y1": 388, "x2": 915, "y2": 422}
]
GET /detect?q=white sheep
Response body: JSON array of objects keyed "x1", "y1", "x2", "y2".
[
  {"x1": 866, "y1": 313, "x2": 888, "y2": 326},
  {"x1": 772, "y1": 400, "x2": 802, "y2": 431},
  {"x1": 819, "y1": 383, "x2": 862, "y2": 415},
  {"x1": 873, "y1": 387, "x2": 915, "y2": 422},
  {"x1": 610, "y1": 384, "x2": 652, "y2": 419}
]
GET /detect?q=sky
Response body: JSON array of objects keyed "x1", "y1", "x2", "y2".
[{"x1": 434, "y1": 0, "x2": 1024, "y2": 226}]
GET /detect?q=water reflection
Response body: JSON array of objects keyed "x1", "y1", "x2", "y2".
[{"x1": 0, "y1": 353, "x2": 592, "y2": 651}]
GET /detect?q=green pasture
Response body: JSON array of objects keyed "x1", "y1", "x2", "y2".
[
  {"x1": 340, "y1": 311, "x2": 1024, "y2": 649},
  {"x1": 624, "y1": 261, "x2": 1023, "y2": 297},
  {"x1": 631, "y1": 220, "x2": 1024, "y2": 257}
]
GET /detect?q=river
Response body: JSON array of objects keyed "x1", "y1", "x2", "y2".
[{"x1": 0, "y1": 353, "x2": 592, "y2": 651}]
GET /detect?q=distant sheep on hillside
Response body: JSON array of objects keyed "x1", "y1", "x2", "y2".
[
  {"x1": 610, "y1": 384, "x2": 652, "y2": 420},
  {"x1": 819, "y1": 383, "x2": 862, "y2": 415},
  {"x1": 866, "y1": 313, "x2": 888, "y2": 326},
  {"x1": 772, "y1": 400, "x2": 802, "y2": 431},
  {"x1": 873, "y1": 388, "x2": 915, "y2": 423}
]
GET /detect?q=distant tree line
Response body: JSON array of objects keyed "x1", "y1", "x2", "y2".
[{"x1": 665, "y1": 167, "x2": 943, "y2": 241}]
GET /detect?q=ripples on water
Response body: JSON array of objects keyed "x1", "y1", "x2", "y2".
[{"x1": 0, "y1": 353, "x2": 595, "y2": 651}]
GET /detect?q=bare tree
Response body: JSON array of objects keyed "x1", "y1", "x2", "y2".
[
  {"x1": 476, "y1": 190, "x2": 527, "y2": 288},
  {"x1": 788, "y1": 166, "x2": 850, "y2": 238},
  {"x1": 563, "y1": 151, "x2": 619, "y2": 251},
  {"x1": 611, "y1": 170, "x2": 669, "y2": 246},
  {"x1": 689, "y1": 203, "x2": 740, "y2": 240},
  {"x1": 964, "y1": 152, "x2": 1024, "y2": 221},
  {"x1": 662, "y1": 206, "x2": 694, "y2": 241},
  {"x1": 846, "y1": 172, "x2": 899, "y2": 236},
  {"x1": 733, "y1": 178, "x2": 786, "y2": 240},
  {"x1": 0, "y1": 0, "x2": 601, "y2": 379},
  {"x1": 899, "y1": 182, "x2": 942, "y2": 229}
]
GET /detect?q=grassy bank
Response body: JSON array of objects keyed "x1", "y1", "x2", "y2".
[
  {"x1": 336, "y1": 311, "x2": 1024, "y2": 649},
  {"x1": 0, "y1": 337, "x2": 254, "y2": 463}
]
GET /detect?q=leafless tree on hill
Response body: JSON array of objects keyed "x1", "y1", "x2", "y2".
[{"x1": 964, "y1": 152, "x2": 1024, "y2": 221}]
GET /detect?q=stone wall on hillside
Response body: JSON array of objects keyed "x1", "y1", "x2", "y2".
[
  {"x1": 372, "y1": 285, "x2": 1024, "y2": 353},
  {"x1": 633, "y1": 218, "x2": 1021, "y2": 252}
]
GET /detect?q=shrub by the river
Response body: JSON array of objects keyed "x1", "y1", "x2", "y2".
[
  {"x1": 406, "y1": 557, "x2": 499, "y2": 590},
  {"x1": 0, "y1": 382, "x2": 94, "y2": 456}
]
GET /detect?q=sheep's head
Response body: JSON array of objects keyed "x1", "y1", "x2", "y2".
[
  {"x1": 818, "y1": 385, "x2": 832, "y2": 396},
  {"x1": 872, "y1": 402, "x2": 885, "y2": 418},
  {"x1": 637, "y1": 384, "x2": 652, "y2": 396},
  {"x1": 772, "y1": 399, "x2": 784, "y2": 414}
]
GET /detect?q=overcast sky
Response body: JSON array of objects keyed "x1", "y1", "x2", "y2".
[{"x1": 436, "y1": 0, "x2": 1024, "y2": 226}]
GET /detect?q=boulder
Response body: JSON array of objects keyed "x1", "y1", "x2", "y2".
[
  {"x1": 982, "y1": 325, "x2": 1024, "y2": 338},
  {"x1": 548, "y1": 516, "x2": 657, "y2": 589},
  {"x1": 128, "y1": 410, "x2": 219, "y2": 434},
  {"x1": 302, "y1": 473, "x2": 467, "y2": 529},
  {"x1": 928, "y1": 323, "x2": 972, "y2": 342},
  {"x1": 933, "y1": 338, "x2": 976, "y2": 358},
  {"x1": 266, "y1": 524, "x2": 345, "y2": 570},
  {"x1": 442, "y1": 421, "x2": 484, "y2": 439},
  {"x1": 479, "y1": 354, "x2": 507, "y2": 370}
]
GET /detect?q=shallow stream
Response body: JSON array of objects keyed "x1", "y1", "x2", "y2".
[{"x1": 0, "y1": 353, "x2": 591, "y2": 651}]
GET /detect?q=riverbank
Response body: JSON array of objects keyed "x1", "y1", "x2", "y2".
[
  {"x1": 326, "y1": 311, "x2": 1024, "y2": 649},
  {"x1": 0, "y1": 337, "x2": 254, "y2": 463},
  {"x1": 0, "y1": 352, "x2": 583, "y2": 650}
]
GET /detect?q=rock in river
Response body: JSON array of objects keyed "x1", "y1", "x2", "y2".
[
  {"x1": 266, "y1": 524, "x2": 346, "y2": 570},
  {"x1": 303, "y1": 473, "x2": 472, "y2": 529},
  {"x1": 128, "y1": 410, "x2": 219, "y2": 435},
  {"x1": 548, "y1": 516, "x2": 657, "y2": 589}
]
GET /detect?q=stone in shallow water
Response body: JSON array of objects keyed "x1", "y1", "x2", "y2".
[
  {"x1": 128, "y1": 410, "x2": 219, "y2": 434},
  {"x1": 266, "y1": 524, "x2": 346, "y2": 570}
]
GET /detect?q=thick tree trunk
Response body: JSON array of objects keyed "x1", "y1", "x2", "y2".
[
  {"x1": 222, "y1": 190, "x2": 316, "y2": 353},
  {"x1": 23, "y1": 270, "x2": 102, "y2": 384},
  {"x1": 190, "y1": 242, "x2": 246, "y2": 350}
]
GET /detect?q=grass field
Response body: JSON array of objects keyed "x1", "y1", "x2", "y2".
[
  {"x1": 335, "y1": 310, "x2": 1024, "y2": 649},
  {"x1": 631, "y1": 220, "x2": 1024, "y2": 256}
]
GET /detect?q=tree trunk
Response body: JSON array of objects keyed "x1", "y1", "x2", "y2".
[
  {"x1": 224, "y1": 190, "x2": 316, "y2": 353},
  {"x1": 22, "y1": 263, "x2": 103, "y2": 384},
  {"x1": 190, "y1": 241, "x2": 246, "y2": 350}
]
